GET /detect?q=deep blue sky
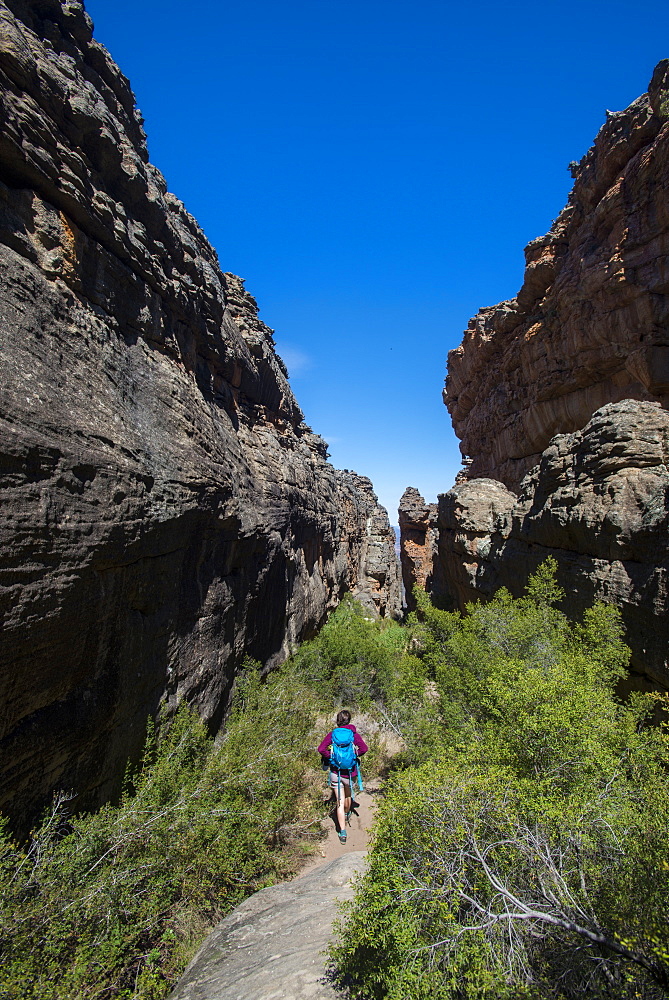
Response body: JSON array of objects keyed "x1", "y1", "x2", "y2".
[{"x1": 86, "y1": 0, "x2": 669, "y2": 520}]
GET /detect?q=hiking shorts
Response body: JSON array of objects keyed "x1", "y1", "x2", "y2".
[{"x1": 329, "y1": 769, "x2": 352, "y2": 796}]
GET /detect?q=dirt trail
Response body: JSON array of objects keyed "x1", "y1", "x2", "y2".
[{"x1": 299, "y1": 776, "x2": 380, "y2": 874}]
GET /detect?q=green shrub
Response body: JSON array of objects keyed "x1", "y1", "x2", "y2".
[
  {"x1": 0, "y1": 594, "x2": 416, "y2": 1000},
  {"x1": 0, "y1": 658, "x2": 325, "y2": 999},
  {"x1": 287, "y1": 594, "x2": 427, "y2": 736},
  {"x1": 331, "y1": 563, "x2": 669, "y2": 999}
]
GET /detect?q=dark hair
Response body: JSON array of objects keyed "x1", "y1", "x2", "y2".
[{"x1": 336, "y1": 709, "x2": 352, "y2": 726}]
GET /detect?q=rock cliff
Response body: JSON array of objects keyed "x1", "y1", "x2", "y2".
[
  {"x1": 401, "y1": 63, "x2": 669, "y2": 688},
  {"x1": 336, "y1": 471, "x2": 402, "y2": 618},
  {"x1": 436, "y1": 401, "x2": 669, "y2": 687},
  {"x1": 398, "y1": 487, "x2": 437, "y2": 612},
  {"x1": 0, "y1": 0, "x2": 400, "y2": 833},
  {"x1": 445, "y1": 60, "x2": 669, "y2": 491}
]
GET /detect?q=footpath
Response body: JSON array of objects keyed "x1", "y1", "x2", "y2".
[{"x1": 168, "y1": 781, "x2": 380, "y2": 1000}]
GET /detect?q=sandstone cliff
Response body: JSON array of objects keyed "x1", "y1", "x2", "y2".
[
  {"x1": 336, "y1": 471, "x2": 402, "y2": 618},
  {"x1": 398, "y1": 487, "x2": 437, "y2": 612},
  {"x1": 445, "y1": 60, "x2": 669, "y2": 491},
  {"x1": 0, "y1": 0, "x2": 400, "y2": 833},
  {"x1": 436, "y1": 401, "x2": 669, "y2": 688},
  {"x1": 401, "y1": 63, "x2": 669, "y2": 689}
]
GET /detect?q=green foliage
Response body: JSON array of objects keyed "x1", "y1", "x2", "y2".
[
  {"x1": 289, "y1": 593, "x2": 420, "y2": 719},
  {"x1": 0, "y1": 596, "x2": 419, "y2": 1000},
  {"x1": 332, "y1": 563, "x2": 669, "y2": 999},
  {"x1": 311, "y1": 594, "x2": 405, "y2": 706},
  {"x1": 0, "y1": 658, "x2": 324, "y2": 1000}
]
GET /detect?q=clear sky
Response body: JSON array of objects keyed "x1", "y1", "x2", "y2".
[{"x1": 85, "y1": 0, "x2": 669, "y2": 521}]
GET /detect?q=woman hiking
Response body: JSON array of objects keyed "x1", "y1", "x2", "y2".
[{"x1": 318, "y1": 710, "x2": 368, "y2": 844}]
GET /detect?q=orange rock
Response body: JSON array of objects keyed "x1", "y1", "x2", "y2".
[{"x1": 445, "y1": 64, "x2": 669, "y2": 491}]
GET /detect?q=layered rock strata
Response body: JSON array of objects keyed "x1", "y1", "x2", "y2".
[
  {"x1": 0, "y1": 0, "x2": 400, "y2": 833},
  {"x1": 398, "y1": 487, "x2": 437, "y2": 611},
  {"x1": 336, "y1": 471, "x2": 402, "y2": 618},
  {"x1": 435, "y1": 401, "x2": 669, "y2": 687},
  {"x1": 400, "y1": 63, "x2": 669, "y2": 688},
  {"x1": 445, "y1": 61, "x2": 669, "y2": 491}
]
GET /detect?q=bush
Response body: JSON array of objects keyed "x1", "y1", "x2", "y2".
[
  {"x1": 0, "y1": 595, "x2": 415, "y2": 1000},
  {"x1": 0, "y1": 659, "x2": 324, "y2": 999},
  {"x1": 290, "y1": 593, "x2": 423, "y2": 727},
  {"x1": 331, "y1": 563, "x2": 669, "y2": 999}
]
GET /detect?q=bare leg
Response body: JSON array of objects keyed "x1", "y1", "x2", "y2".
[
  {"x1": 336, "y1": 793, "x2": 346, "y2": 832},
  {"x1": 334, "y1": 779, "x2": 352, "y2": 833}
]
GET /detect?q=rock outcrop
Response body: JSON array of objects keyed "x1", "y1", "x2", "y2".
[
  {"x1": 0, "y1": 0, "x2": 400, "y2": 834},
  {"x1": 435, "y1": 401, "x2": 669, "y2": 687},
  {"x1": 169, "y1": 852, "x2": 366, "y2": 1000},
  {"x1": 336, "y1": 471, "x2": 402, "y2": 618},
  {"x1": 445, "y1": 61, "x2": 669, "y2": 491},
  {"x1": 401, "y1": 63, "x2": 669, "y2": 689},
  {"x1": 398, "y1": 487, "x2": 438, "y2": 611}
]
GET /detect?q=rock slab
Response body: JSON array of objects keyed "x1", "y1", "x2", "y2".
[{"x1": 169, "y1": 852, "x2": 365, "y2": 1000}]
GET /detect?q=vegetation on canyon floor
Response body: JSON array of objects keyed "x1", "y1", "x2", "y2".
[
  {"x1": 0, "y1": 669, "x2": 319, "y2": 998},
  {"x1": 330, "y1": 561, "x2": 669, "y2": 999},
  {"x1": 0, "y1": 595, "x2": 401, "y2": 1000},
  {"x1": 1, "y1": 571, "x2": 668, "y2": 999}
]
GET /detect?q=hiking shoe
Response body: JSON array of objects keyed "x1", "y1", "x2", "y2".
[{"x1": 338, "y1": 830, "x2": 347, "y2": 844}]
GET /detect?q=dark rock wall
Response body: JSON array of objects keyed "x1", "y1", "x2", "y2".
[{"x1": 0, "y1": 0, "x2": 400, "y2": 832}]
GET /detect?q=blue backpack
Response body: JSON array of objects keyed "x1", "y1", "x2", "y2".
[{"x1": 330, "y1": 727, "x2": 357, "y2": 771}]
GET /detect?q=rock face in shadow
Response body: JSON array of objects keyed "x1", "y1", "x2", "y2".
[
  {"x1": 336, "y1": 471, "x2": 402, "y2": 618},
  {"x1": 445, "y1": 61, "x2": 669, "y2": 491},
  {"x1": 436, "y1": 401, "x2": 669, "y2": 687},
  {"x1": 0, "y1": 1, "x2": 400, "y2": 833},
  {"x1": 169, "y1": 852, "x2": 366, "y2": 1000}
]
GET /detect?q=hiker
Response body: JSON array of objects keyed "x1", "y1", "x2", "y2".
[{"x1": 317, "y1": 710, "x2": 368, "y2": 844}]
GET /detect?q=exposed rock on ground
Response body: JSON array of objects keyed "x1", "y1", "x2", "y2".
[
  {"x1": 169, "y1": 852, "x2": 365, "y2": 1000},
  {"x1": 0, "y1": 0, "x2": 400, "y2": 834},
  {"x1": 436, "y1": 401, "x2": 669, "y2": 687},
  {"x1": 445, "y1": 61, "x2": 669, "y2": 491}
]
